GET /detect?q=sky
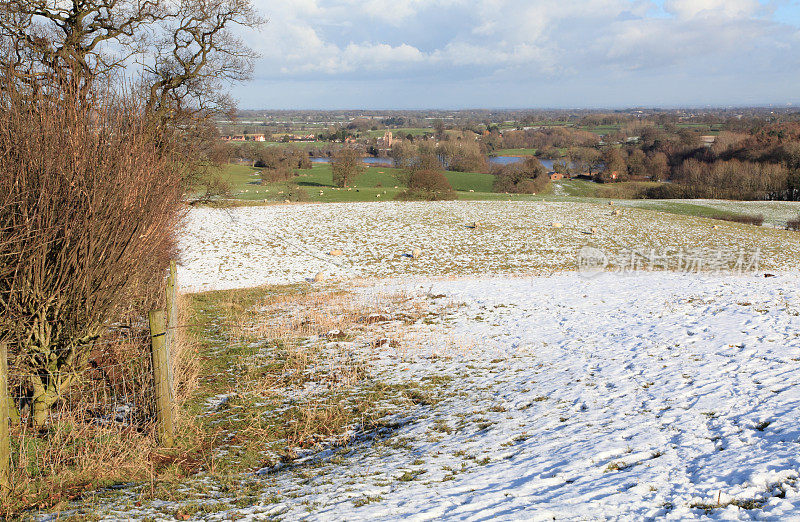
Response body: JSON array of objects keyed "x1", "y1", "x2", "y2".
[{"x1": 235, "y1": 0, "x2": 800, "y2": 110}]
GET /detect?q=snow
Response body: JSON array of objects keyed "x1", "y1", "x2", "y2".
[
  {"x1": 76, "y1": 202, "x2": 800, "y2": 519},
  {"x1": 617, "y1": 199, "x2": 800, "y2": 228},
  {"x1": 222, "y1": 273, "x2": 800, "y2": 521},
  {"x1": 177, "y1": 202, "x2": 798, "y2": 292},
  {"x1": 84, "y1": 271, "x2": 800, "y2": 520}
]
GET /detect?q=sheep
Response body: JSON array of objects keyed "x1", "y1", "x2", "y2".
[{"x1": 411, "y1": 248, "x2": 422, "y2": 259}]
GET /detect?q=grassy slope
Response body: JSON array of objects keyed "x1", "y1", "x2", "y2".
[
  {"x1": 217, "y1": 163, "x2": 548, "y2": 203},
  {"x1": 620, "y1": 201, "x2": 770, "y2": 221},
  {"x1": 212, "y1": 164, "x2": 797, "y2": 225}
]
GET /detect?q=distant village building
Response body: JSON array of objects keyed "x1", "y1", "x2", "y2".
[
  {"x1": 254, "y1": 135, "x2": 266, "y2": 142},
  {"x1": 281, "y1": 133, "x2": 317, "y2": 142},
  {"x1": 377, "y1": 130, "x2": 393, "y2": 148}
]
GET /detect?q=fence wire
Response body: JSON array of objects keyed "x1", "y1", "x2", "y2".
[{"x1": 4, "y1": 332, "x2": 159, "y2": 480}]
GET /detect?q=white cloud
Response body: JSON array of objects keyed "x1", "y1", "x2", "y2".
[
  {"x1": 663, "y1": 0, "x2": 764, "y2": 20},
  {"x1": 238, "y1": 0, "x2": 800, "y2": 107}
]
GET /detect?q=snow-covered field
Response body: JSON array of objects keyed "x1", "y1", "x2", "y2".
[
  {"x1": 76, "y1": 202, "x2": 800, "y2": 520},
  {"x1": 90, "y1": 272, "x2": 800, "y2": 520},
  {"x1": 617, "y1": 199, "x2": 800, "y2": 228},
  {"x1": 178, "y1": 202, "x2": 799, "y2": 292},
  {"x1": 329, "y1": 273, "x2": 800, "y2": 520}
]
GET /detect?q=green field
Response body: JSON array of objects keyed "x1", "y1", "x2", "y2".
[
  {"x1": 214, "y1": 164, "x2": 657, "y2": 205},
  {"x1": 240, "y1": 140, "x2": 330, "y2": 149},
  {"x1": 213, "y1": 163, "x2": 556, "y2": 203},
  {"x1": 363, "y1": 127, "x2": 432, "y2": 138},
  {"x1": 208, "y1": 164, "x2": 800, "y2": 226}
]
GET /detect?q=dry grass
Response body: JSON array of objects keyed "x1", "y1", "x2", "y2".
[
  {"x1": 5, "y1": 284, "x2": 447, "y2": 515},
  {"x1": 229, "y1": 288, "x2": 423, "y2": 392},
  {"x1": 184, "y1": 283, "x2": 441, "y2": 473},
  {"x1": 1, "y1": 293, "x2": 208, "y2": 517},
  {"x1": 172, "y1": 294, "x2": 201, "y2": 406}
]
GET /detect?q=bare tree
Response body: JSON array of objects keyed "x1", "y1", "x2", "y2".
[
  {"x1": 0, "y1": 0, "x2": 262, "y2": 427},
  {"x1": 0, "y1": 0, "x2": 262, "y2": 116},
  {"x1": 331, "y1": 148, "x2": 366, "y2": 187}
]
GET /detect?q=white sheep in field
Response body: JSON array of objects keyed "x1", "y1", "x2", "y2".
[
  {"x1": 411, "y1": 248, "x2": 422, "y2": 259},
  {"x1": 551, "y1": 222, "x2": 563, "y2": 229},
  {"x1": 314, "y1": 272, "x2": 325, "y2": 282},
  {"x1": 329, "y1": 249, "x2": 343, "y2": 256}
]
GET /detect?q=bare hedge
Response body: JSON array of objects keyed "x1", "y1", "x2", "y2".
[{"x1": 0, "y1": 87, "x2": 184, "y2": 427}]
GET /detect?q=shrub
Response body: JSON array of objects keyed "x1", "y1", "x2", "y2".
[
  {"x1": 596, "y1": 183, "x2": 652, "y2": 199},
  {"x1": 492, "y1": 158, "x2": 550, "y2": 194},
  {"x1": 409, "y1": 169, "x2": 452, "y2": 192},
  {"x1": 787, "y1": 217, "x2": 800, "y2": 231},
  {"x1": 396, "y1": 169, "x2": 456, "y2": 201},
  {"x1": 0, "y1": 86, "x2": 184, "y2": 428},
  {"x1": 283, "y1": 183, "x2": 310, "y2": 202},
  {"x1": 643, "y1": 184, "x2": 689, "y2": 199},
  {"x1": 260, "y1": 165, "x2": 295, "y2": 183}
]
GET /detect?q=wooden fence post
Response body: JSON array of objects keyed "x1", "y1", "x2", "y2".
[
  {"x1": 0, "y1": 342, "x2": 10, "y2": 493},
  {"x1": 164, "y1": 261, "x2": 177, "y2": 409},
  {"x1": 148, "y1": 311, "x2": 174, "y2": 447}
]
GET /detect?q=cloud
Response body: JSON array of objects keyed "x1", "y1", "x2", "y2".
[
  {"x1": 239, "y1": 0, "x2": 800, "y2": 107},
  {"x1": 662, "y1": 0, "x2": 765, "y2": 20}
]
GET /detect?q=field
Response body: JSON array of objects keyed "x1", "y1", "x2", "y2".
[
  {"x1": 177, "y1": 201, "x2": 798, "y2": 292},
  {"x1": 215, "y1": 163, "x2": 542, "y2": 203},
  {"x1": 618, "y1": 199, "x2": 800, "y2": 227},
  {"x1": 215, "y1": 162, "x2": 800, "y2": 230},
  {"x1": 363, "y1": 127, "x2": 431, "y2": 138},
  {"x1": 56, "y1": 199, "x2": 800, "y2": 520}
]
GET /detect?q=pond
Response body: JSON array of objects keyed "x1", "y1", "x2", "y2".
[
  {"x1": 489, "y1": 156, "x2": 558, "y2": 171},
  {"x1": 311, "y1": 157, "x2": 392, "y2": 165},
  {"x1": 311, "y1": 155, "x2": 567, "y2": 172}
]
